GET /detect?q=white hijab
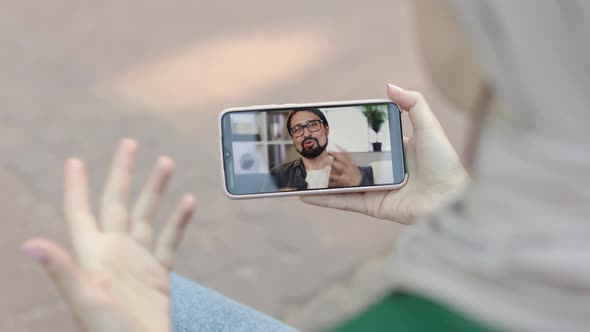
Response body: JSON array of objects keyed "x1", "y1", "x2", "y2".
[{"x1": 393, "y1": 1, "x2": 590, "y2": 331}]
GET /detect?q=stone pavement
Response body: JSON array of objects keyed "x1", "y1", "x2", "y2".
[{"x1": 0, "y1": 1, "x2": 468, "y2": 331}]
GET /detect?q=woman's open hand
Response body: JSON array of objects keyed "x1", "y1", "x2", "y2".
[{"x1": 21, "y1": 139, "x2": 196, "y2": 332}]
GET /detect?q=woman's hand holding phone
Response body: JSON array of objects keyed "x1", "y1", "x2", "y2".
[{"x1": 301, "y1": 84, "x2": 469, "y2": 225}]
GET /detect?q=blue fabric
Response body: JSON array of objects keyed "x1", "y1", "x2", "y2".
[{"x1": 171, "y1": 273, "x2": 299, "y2": 332}]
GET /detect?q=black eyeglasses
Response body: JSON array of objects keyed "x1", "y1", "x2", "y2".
[{"x1": 289, "y1": 120, "x2": 324, "y2": 137}]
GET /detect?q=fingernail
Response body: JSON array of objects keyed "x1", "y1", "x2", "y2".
[
  {"x1": 387, "y1": 83, "x2": 403, "y2": 90},
  {"x1": 120, "y1": 138, "x2": 139, "y2": 151},
  {"x1": 21, "y1": 245, "x2": 47, "y2": 263},
  {"x1": 65, "y1": 158, "x2": 83, "y2": 170},
  {"x1": 182, "y1": 193, "x2": 197, "y2": 209},
  {"x1": 158, "y1": 156, "x2": 174, "y2": 166},
  {"x1": 157, "y1": 156, "x2": 175, "y2": 172}
]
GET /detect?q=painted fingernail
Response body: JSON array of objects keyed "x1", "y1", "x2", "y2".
[{"x1": 20, "y1": 244, "x2": 48, "y2": 264}]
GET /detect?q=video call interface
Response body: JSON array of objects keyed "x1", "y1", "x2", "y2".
[{"x1": 226, "y1": 104, "x2": 397, "y2": 195}]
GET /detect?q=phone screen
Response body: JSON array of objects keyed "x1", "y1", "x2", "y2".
[{"x1": 221, "y1": 101, "x2": 406, "y2": 196}]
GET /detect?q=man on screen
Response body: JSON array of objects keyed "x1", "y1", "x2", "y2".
[{"x1": 264, "y1": 108, "x2": 374, "y2": 191}]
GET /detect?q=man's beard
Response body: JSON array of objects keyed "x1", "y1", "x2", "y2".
[{"x1": 298, "y1": 137, "x2": 328, "y2": 159}]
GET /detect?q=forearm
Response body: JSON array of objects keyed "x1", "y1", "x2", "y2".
[{"x1": 171, "y1": 273, "x2": 299, "y2": 332}]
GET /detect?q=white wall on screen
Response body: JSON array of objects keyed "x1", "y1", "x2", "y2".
[{"x1": 323, "y1": 107, "x2": 391, "y2": 153}]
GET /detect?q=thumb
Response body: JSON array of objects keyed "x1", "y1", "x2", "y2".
[
  {"x1": 387, "y1": 83, "x2": 441, "y2": 131},
  {"x1": 21, "y1": 238, "x2": 84, "y2": 303}
]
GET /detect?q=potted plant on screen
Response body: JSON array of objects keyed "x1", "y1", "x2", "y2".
[{"x1": 361, "y1": 105, "x2": 387, "y2": 152}]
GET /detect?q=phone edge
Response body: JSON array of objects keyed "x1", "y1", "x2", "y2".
[{"x1": 218, "y1": 99, "x2": 406, "y2": 200}]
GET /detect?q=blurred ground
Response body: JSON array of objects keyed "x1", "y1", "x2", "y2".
[{"x1": 0, "y1": 1, "x2": 468, "y2": 331}]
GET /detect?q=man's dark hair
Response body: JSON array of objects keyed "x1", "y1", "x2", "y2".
[{"x1": 286, "y1": 108, "x2": 329, "y2": 136}]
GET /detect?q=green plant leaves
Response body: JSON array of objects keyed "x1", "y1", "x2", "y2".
[{"x1": 361, "y1": 105, "x2": 387, "y2": 133}]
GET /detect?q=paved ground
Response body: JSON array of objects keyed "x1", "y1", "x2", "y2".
[{"x1": 1, "y1": 1, "x2": 468, "y2": 331}]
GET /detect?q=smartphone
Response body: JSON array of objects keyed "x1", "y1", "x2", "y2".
[{"x1": 219, "y1": 99, "x2": 407, "y2": 199}]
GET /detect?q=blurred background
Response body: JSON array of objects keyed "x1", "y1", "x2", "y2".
[{"x1": 1, "y1": 0, "x2": 469, "y2": 331}]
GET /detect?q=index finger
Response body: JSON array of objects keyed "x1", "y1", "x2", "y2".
[
  {"x1": 334, "y1": 144, "x2": 347, "y2": 152},
  {"x1": 334, "y1": 145, "x2": 355, "y2": 161},
  {"x1": 328, "y1": 150, "x2": 349, "y2": 162},
  {"x1": 331, "y1": 153, "x2": 355, "y2": 168},
  {"x1": 63, "y1": 159, "x2": 98, "y2": 253}
]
